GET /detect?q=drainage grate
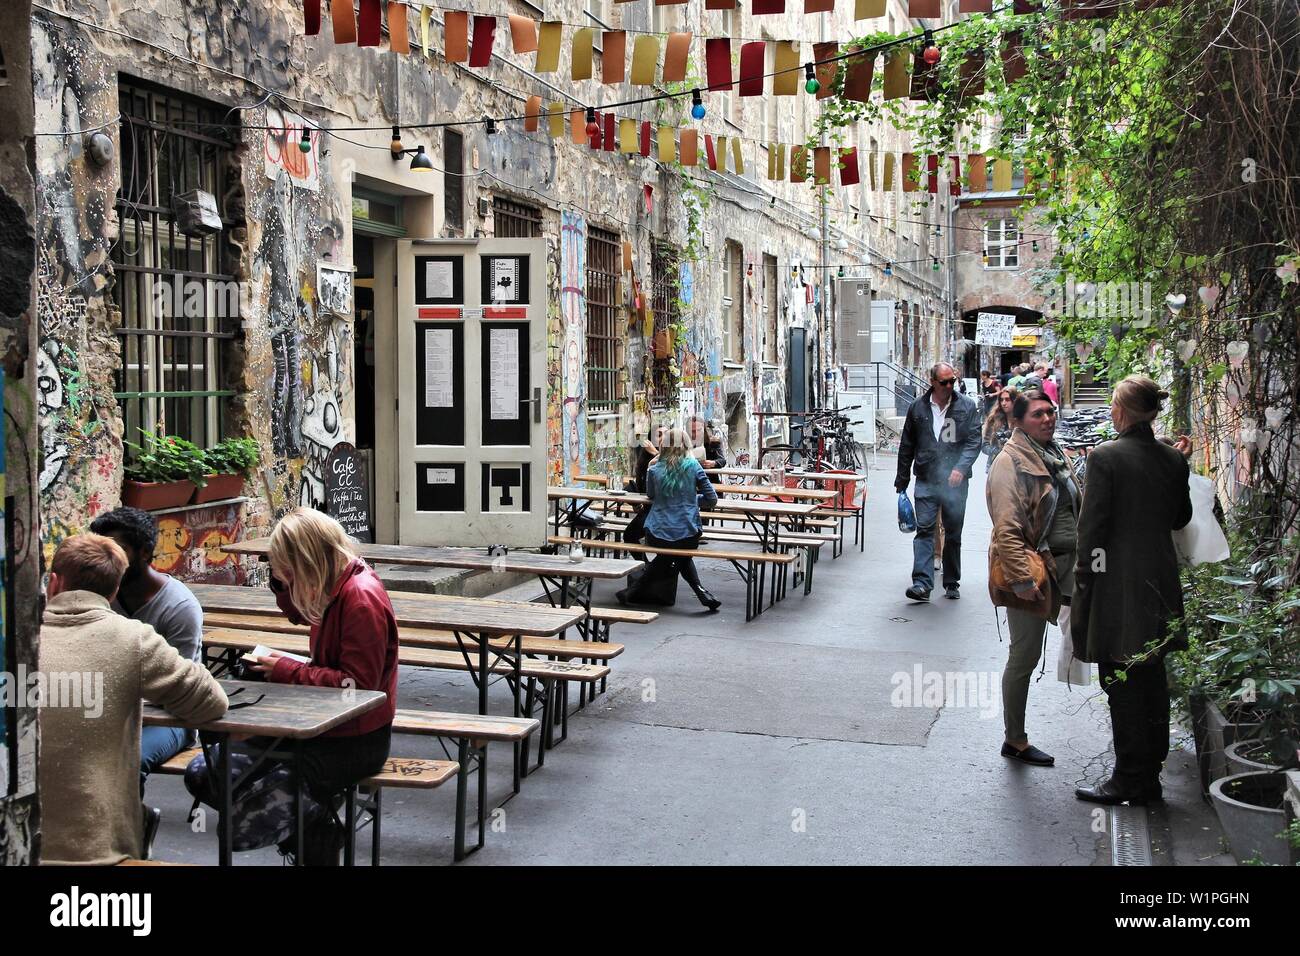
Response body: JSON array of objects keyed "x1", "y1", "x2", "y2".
[
  {"x1": 1110, "y1": 805, "x2": 1153, "y2": 866},
  {"x1": 888, "y1": 616, "x2": 912, "y2": 624}
]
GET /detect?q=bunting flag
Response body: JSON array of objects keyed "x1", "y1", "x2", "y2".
[
  {"x1": 767, "y1": 143, "x2": 786, "y2": 180},
  {"x1": 631, "y1": 35, "x2": 660, "y2": 85},
  {"x1": 705, "y1": 134, "x2": 718, "y2": 170},
  {"x1": 468, "y1": 15, "x2": 495, "y2": 67},
  {"x1": 536, "y1": 21, "x2": 562, "y2": 72},
  {"x1": 909, "y1": 0, "x2": 941, "y2": 16},
  {"x1": 843, "y1": 48, "x2": 874, "y2": 101},
  {"x1": 883, "y1": 152, "x2": 895, "y2": 191},
  {"x1": 791, "y1": 145, "x2": 808, "y2": 183},
  {"x1": 1002, "y1": 31, "x2": 1026, "y2": 83},
  {"x1": 739, "y1": 41, "x2": 766, "y2": 96},
  {"x1": 604, "y1": 113, "x2": 616, "y2": 151},
  {"x1": 967, "y1": 153, "x2": 987, "y2": 191},
  {"x1": 814, "y1": 146, "x2": 831, "y2": 184},
  {"x1": 814, "y1": 42, "x2": 838, "y2": 100},
  {"x1": 620, "y1": 118, "x2": 638, "y2": 153},
  {"x1": 622, "y1": 240, "x2": 633, "y2": 274},
  {"x1": 839, "y1": 147, "x2": 860, "y2": 186},
  {"x1": 716, "y1": 136, "x2": 728, "y2": 173},
  {"x1": 949, "y1": 155, "x2": 962, "y2": 196},
  {"x1": 548, "y1": 102, "x2": 565, "y2": 138},
  {"x1": 603, "y1": 31, "x2": 627, "y2": 83},
  {"x1": 640, "y1": 121, "x2": 652, "y2": 157},
  {"x1": 959, "y1": 0, "x2": 993, "y2": 10},
  {"x1": 856, "y1": 0, "x2": 886, "y2": 15},
  {"x1": 444, "y1": 10, "x2": 467, "y2": 62},
  {"x1": 706, "y1": 0, "x2": 738, "y2": 7},
  {"x1": 773, "y1": 41, "x2": 800, "y2": 95},
  {"x1": 388, "y1": 3, "x2": 409, "y2": 53},
  {"x1": 1013, "y1": 0, "x2": 1042, "y2": 10},
  {"x1": 420, "y1": 6, "x2": 431, "y2": 55},
  {"x1": 680, "y1": 128, "x2": 699, "y2": 166},
  {"x1": 911, "y1": 46, "x2": 938, "y2": 100},
  {"x1": 589, "y1": 112, "x2": 604, "y2": 149},
  {"x1": 867, "y1": 150, "x2": 877, "y2": 190},
  {"x1": 706, "y1": 38, "x2": 733, "y2": 90},
  {"x1": 958, "y1": 51, "x2": 986, "y2": 99},
  {"x1": 644, "y1": 184, "x2": 653, "y2": 215},
  {"x1": 806, "y1": 0, "x2": 834, "y2": 11},
  {"x1": 572, "y1": 27, "x2": 594, "y2": 79},
  {"x1": 570, "y1": 109, "x2": 585, "y2": 145},
  {"x1": 901, "y1": 152, "x2": 918, "y2": 192},
  {"x1": 509, "y1": 15, "x2": 537, "y2": 54},
  {"x1": 992, "y1": 156, "x2": 1013, "y2": 191},
  {"x1": 664, "y1": 33, "x2": 692, "y2": 83},
  {"x1": 732, "y1": 137, "x2": 744, "y2": 175},
  {"x1": 657, "y1": 125, "x2": 677, "y2": 162},
  {"x1": 305, "y1": 0, "x2": 321, "y2": 36},
  {"x1": 927, "y1": 153, "x2": 939, "y2": 193},
  {"x1": 882, "y1": 49, "x2": 909, "y2": 99},
  {"x1": 358, "y1": 0, "x2": 382, "y2": 46},
  {"x1": 753, "y1": 0, "x2": 786, "y2": 12},
  {"x1": 524, "y1": 95, "x2": 542, "y2": 132}
]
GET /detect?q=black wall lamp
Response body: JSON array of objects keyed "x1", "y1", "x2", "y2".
[{"x1": 390, "y1": 125, "x2": 433, "y2": 172}]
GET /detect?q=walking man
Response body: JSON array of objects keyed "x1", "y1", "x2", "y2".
[{"x1": 895, "y1": 362, "x2": 983, "y2": 601}]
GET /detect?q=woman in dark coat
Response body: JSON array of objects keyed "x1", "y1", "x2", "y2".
[{"x1": 1071, "y1": 375, "x2": 1192, "y2": 806}]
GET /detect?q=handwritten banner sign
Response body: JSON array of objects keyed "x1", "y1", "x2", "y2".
[
  {"x1": 324, "y1": 442, "x2": 373, "y2": 543},
  {"x1": 974, "y1": 311, "x2": 1015, "y2": 347}
]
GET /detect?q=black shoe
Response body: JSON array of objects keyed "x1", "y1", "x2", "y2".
[
  {"x1": 905, "y1": 585, "x2": 931, "y2": 602},
  {"x1": 1001, "y1": 742, "x2": 1055, "y2": 766},
  {"x1": 1075, "y1": 778, "x2": 1149, "y2": 806},
  {"x1": 142, "y1": 806, "x2": 161, "y2": 860},
  {"x1": 696, "y1": 589, "x2": 721, "y2": 612},
  {"x1": 615, "y1": 588, "x2": 632, "y2": 606},
  {"x1": 944, "y1": 587, "x2": 960, "y2": 600}
]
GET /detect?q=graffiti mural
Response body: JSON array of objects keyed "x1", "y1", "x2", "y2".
[
  {"x1": 152, "y1": 501, "x2": 250, "y2": 584},
  {"x1": 559, "y1": 211, "x2": 586, "y2": 475}
]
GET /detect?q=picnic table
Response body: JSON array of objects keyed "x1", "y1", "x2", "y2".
[
  {"x1": 143, "y1": 679, "x2": 386, "y2": 866},
  {"x1": 703, "y1": 467, "x2": 772, "y2": 484},
  {"x1": 710, "y1": 483, "x2": 839, "y2": 502},
  {"x1": 220, "y1": 538, "x2": 638, "y2": 640}
]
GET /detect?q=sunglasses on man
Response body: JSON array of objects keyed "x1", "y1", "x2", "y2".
[{"x1": 935, "y1": 377, "x2": 957, "y2": 386}]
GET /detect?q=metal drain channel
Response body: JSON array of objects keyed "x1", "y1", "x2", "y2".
[{"x1": 1110, "y1": 805, "x2": 1153, "y2": 866}]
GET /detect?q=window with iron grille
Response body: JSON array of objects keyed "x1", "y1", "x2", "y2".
[
  {"x1": 585, "y1": 226, "x2": 622, "y2": 409},
  {"x1": 724, "y1": 240, "x2": 744, "y2": 362},
  {"x1": 444, "y1": 128, "x2": 464, "y2": 233},
  {"x1": 113, "y1": 78, "x2": 241, "y2": 451},
  {"x1": 763, "y1": 254, "x2": 779, "y2": 364},
  {"x1": 492, "y1": 196, "x2": 542, "y2": 238},
  {"x1": 649, "y1": 242, "x2": 679, "y2": 408}
]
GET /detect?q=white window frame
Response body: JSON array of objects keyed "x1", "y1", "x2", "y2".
[{"x1": 983, "y1": 218, "x2": 1020, "y2": 269}]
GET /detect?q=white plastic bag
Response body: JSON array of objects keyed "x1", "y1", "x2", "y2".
[
  {"x1": 1172, "y1": 474, "x2": 1230, "y2": 567},
  {"x1": 1055, "y1": 604, "x2": 1091, "y2": 686}
]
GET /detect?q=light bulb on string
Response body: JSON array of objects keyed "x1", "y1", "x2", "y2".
[
  {"x1": 804, "y1": 63, "x2": 820, "y2": 95},
  {"x1": 884, "y1": 262, "x2": 893, "y2": 276},
  {"x1": 299, "y1": 126, "x2": 312, "y2": 154},
  {"x1": 586, "y1": 107, "x2": 599, "y2": 138},
  {"x1": 932, "y1": 258, "x2": 941, "y2": 272},
  {"x1": 1032, "y1": 239, "x2": 1039, "y2": 253},
  {"x1": 922, "y1": 31, "x2": 941, "y2": 65},
  {"x1": 485, "y1": 117, "x2": 497, "y2": 135},
  {"x1": 690, "y1": 89, "x2": 706, "y2": 121}
]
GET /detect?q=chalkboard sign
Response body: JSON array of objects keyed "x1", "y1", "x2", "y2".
[{"x1": 324, "y1": 442, "x2": 373, "y2": 543}]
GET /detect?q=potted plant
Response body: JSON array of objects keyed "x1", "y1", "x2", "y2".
[
  {"x1": 1209, "y1": 771, "x2": 1297, "y2": 865},
  {"x1": 192, "y1": 436, "x2": 260, "y2": 504},
  {"x1": 121, "y1": 429, "x2": 208, "y2": 511}
]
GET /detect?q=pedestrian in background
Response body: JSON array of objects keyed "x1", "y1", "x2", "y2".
[
  {"x1": 895, "y1": 362, "x2": 983, "y2": 602},
  {"x1": 982, "y1": 385, "x2": 1019, "y2": 470},
  {"x1": 986, "y1": 388, "x2": 1080, "y2": 767},
  {"x1": 1072, "y1": 375, "x2": 1192, "y2": 806},
  {"x1": 1041, "y1": 364, "x2": 1060, "y2": 405}
]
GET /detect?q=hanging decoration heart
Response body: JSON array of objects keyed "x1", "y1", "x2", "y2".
[
  {"x1": 1239, "y1": 416, "x2": 1258, "y2": 446},
  {"x1": 1227, "y1": 340, "x2": 1249, "y2": 369},
  {"x1": 1176, "y1": 338, "x2": 1198, "y2": 361},
  {"x1": 1165, "y1": 292, "x2": 1187, "y2": 314},
  {"x1": 1075, "y1": 342, "x2": 1094, "y2": 361},
  {"x1": 1197, "y1": 285, "x2": 1220, "y2": 307},
  {"x1": 1264, "y1": 405, "x2": 1286, "y2": 430}
]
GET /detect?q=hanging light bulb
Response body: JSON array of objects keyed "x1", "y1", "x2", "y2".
[
  {"x1": 1032, "y1": 239, "x2": 1040, "y2": 252},
  {"x1": 837, "y1": 265, "x2": 845, "y2": 278},
  {"x1": 485, "y1": 117, "x2": 498, "y2": 135},
  {"x1": 804, "y1": 63, "x2": 820, "y2": 95},
  {"x1": 389, "y1": 125, "x2": 404, "y2": 158},
  {"x1": 691, "y1": 88, "x2": 706, "y2": 121},
  {"x1": 884, "y1": 262, "x2": 893, "y2": 276},
  {"x1": 922, "y1": 30, "x2": 941, "y2": 65},
  {"x1": 932, "y1": 258, "x2": 941, "y2": 272},
  {"x1": 835, "y1": 236, "x2": 849, "y2": 253},
  {"x1": 298, "y1": 126, "x2": 312, "y2": 154},
  {"x1": 586, "y1": 107, "x2": 600, "y2": 138},
  {"x1": 746, "y1": 262, "x2": 754, "y2": 278}
]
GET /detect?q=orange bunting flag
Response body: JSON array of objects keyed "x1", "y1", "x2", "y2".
[
  {"x1": 509, "y1": 15, "x2": 537, "y2": 54},
  {"x1": 814, "y1": 147, "x2": 831, "y2": 184},
  {"x1": 814, "y1": 42, "x2": 839, "y2": 100},
  {"x1": 664, "y1": 33, "x2": 693, "y2": 83},
  {"x1": 571, "y1": 109, "x2": 587, "y2": 145},
  {"x1": 331, "y1": 0, "x2": 356, "y2": 43},
  {"x1": 603, "y1": 32, "x2": 627, "y2": 83},
  {"x1": 959, "y1": 0, "x2": 993, "y2": 10},
  {"x1": 967, "y1": 153, "x2": 987, "y2": 191},
  {"x1": 680, "y1": 129, "x2": 699, "y2": 166},
  {"x1": 908, "y1": 0, "x2": 941, "y2": 16},
  {"x1": 524, "y1": 95, "x2": 542, "y2": 132},
  {"x1": 806, "y1": 0, "x2": 834, "y2": 11},
  {"x1": 444, "y1": 11, "x2": 468, "y2": 63},
  {"x1": 949, "y1": 155, "x2": 963, "y2": 196},
  {"x1": 791, "y1": 145, "x2": 808, "y2": 183},
  {"x1": 902, "y1": 152, "x2": 918, "y2": 192},
  {"x1": 388, "y1": 3, "x2": 409, "y2": 54}
]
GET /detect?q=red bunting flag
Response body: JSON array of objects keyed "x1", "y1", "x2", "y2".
[
  {"x1": 839, "y1": 147, "x2": 860, "y2": 186},
  {"x1": 304, "y1": 0, "x2": 321, "y2": 35},
  {"x1": 739, "y1": 42, "x2": 766, "y2": 96},
  {"x1": 589, "y1": 112, "x2": 603, "y2": 149},
  {"x1": 959, "y1": 0, "x2": 993, "y2": 9},
  {"x1": 909, "y1": 0, "x2": 941, "y2": 15},
  {"x1": 640, "y1": 122, "x2": 652, "y2": 157},
  {"x1": 705, "y1": 134, "x2": 718, "y2": 170},
  {"x1": 604, "y1": 113, "x2": 616, "y2": 152},
  {"x1": 644, "y1": 184, "x2": 654, "y2": 215},
  {"x1": 706, "y1": 39, "x2": 733, "y2": 91},
  {"x1": 358, "y1": 0, "x2": 382, "y2": 46},
  {"x1": 950, "y1": 156, "x2": 963, "y2": 196},
  {"x1": 469, "y1": 15, "x2": 496, "y2": 67},
  {"x1": 927, "y1": 154, "x2": 939, "y2": 193}
]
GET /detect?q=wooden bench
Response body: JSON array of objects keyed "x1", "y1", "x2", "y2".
[
  {"x1": 548, "y1": 535, "x2": 794, "y2": 621},
  {"x1": 814, "y1": 505, "x2": 866, "y2": 555}
]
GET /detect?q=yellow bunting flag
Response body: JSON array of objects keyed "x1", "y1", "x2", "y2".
[
  {"x1": 732, "y1": 138, "x2": 744, "y2": 175},
  {"x1": 867, "y1": 151, "x2": 877, "y2": 190},
  {"x1": 631, "y1": 35, "x2": 661, "y2": 86},
  {"x1": 420, "y1": 6, "x2": 431, "y2": 56},
  {"x1": 619, "y1": 118, "x2": 639, "y2": 153},
  {"x1": 547, "y1": 102, "x2": 565, "y2": 137},
  {"x1": 717, "y1": 136, "x2": 729, "y2": 174},
  {"x1": 992, "y1": 156, "x2": 1013, "y2": 192},
  {"x1": 657, "y1": 126, "x2": 677, "y2": 162},
  {"x1": 856, "y1": 0, "x2": 886, "y2": 16},
  {"x1": 773, "y1": 41, "x2": 800, "y2": 96},
  {"x1": 680, "y1": 129, "x2": 699, "y2": 166},
  {"x1": 572, "y1": 28, "x2": 594, "y2": 80},
  {"x1": 882, "y1": 50, "x2": 909, "y2": 99},
  {"x1": 768, "y1": 143, "x2": 786, "y2": 180},
  {"x1": 663, "y1": 33, "x2": 692, "y2": 84},
  {"x1": 536, "y1": 22, "x2": 562, "y2": 73},
  {"x1": 524, "y1": 95, "x2": 542, "y2": 132},
  {"x1": 883, "y1": 152, "x2": 896, "y2": 190}
]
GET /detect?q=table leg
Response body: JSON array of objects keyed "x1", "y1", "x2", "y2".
[
  {"x1": 216, "y1": 732, "x2": 232, "y2": 866},
  {"x1": 292, "y1": 743, "x2": 305, "y2": 867},
  {"x1": 478, "y1": 633, "x2": 488, "y2": 716}
]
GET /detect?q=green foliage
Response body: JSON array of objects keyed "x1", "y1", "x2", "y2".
[
  {"x1": 203, "y1": 437, "x2": 261, "y2": 476},
  {"x1": 123, "y1": 429, "x2": 209, "y2": 487}
]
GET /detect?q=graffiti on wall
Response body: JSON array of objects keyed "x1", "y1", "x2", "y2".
[
  {"x1": 559, "y1": 211, "x2": 586, "y2": 475},
  {"x1": 152, "y1": 500, "x2": 250, "y2": 584}
]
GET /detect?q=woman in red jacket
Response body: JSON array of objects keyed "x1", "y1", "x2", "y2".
[{"x1": 246, "y1": 508, "x2": 399, "y2": 861}]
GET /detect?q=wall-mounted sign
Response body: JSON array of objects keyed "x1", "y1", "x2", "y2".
[
  {"x1": 324, "y1": 442, "x2": 373, "y2": 543},
  {"x1": 974, "y1": 311, "x2": 1015, "y2": 347},
  {"x1": 317, "y1": 261, "x2": 354, "y2": 315}
]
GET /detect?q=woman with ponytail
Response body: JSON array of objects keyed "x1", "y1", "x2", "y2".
[
  {"x1": 1072, "y1": 376, "x2": 1192, "y2": 807},
  {"x1": 617, "y1": 426, "x2": 720, "y2": 611}
]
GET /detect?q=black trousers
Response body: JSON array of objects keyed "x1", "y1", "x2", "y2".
[
  {"x1": 626, "y1": 531, "x2": 707, "y2": 603},
  {"x1": 1100, "y1": 657, "x2": 1169, "y2": 791}
]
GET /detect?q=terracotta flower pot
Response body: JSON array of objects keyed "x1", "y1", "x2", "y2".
[
  {"x1": 190, "y1": 473, "x2": 246, "y2": 505},
  {"x1": 121, "y1": 479, "x2": 197, "y2": 511}
]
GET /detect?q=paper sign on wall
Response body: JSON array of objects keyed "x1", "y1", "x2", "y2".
[
  {"x1": 489, "y1": 328, "x2": 520, "y2": 419},
  {"x1": 424, "y1": 328, "x2": 454, "y2": 407},
  {"x1": 425, "y1": 260, "x2": 454, "y2": 300}
]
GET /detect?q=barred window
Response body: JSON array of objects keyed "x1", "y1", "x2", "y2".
[
  {"x1": 492, "y1": 196, "x2": 542, "y2": 238},
  {"x1": 444, "y1": 129, "x2": 464, "y2": 233},
  {"x1": 983, "y1": 219, "x2": 1020, "y2": 269},
  {"x1": 113, "y1": 79, "x2": 240, "y2": 450},
  {"x1": 649, "y1": 242, "x2": 679, "y2": 408},
  {"x1": 585, "y1": 226, "x2": 622, "y2": 409}
]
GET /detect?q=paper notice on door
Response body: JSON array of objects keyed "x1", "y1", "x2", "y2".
[
  {"x1": 424, "y1": 259, "x2": 454, "y2": 300},
  {"x1": 424, "y1": 328, "x2": 453, "y2": 408},
  {"x1": 426, "y1": 468, "x2": 456, "y2": 484},
  {"x1": 489, "y1": 328, "x2": 520, "y2": 420},
  {"x1": 489, "y1": 257, "x2": 519, "y2": 303}
]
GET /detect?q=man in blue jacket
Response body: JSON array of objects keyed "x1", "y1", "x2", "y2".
[{"x1": 895, "y1": 362, "x2": 983, "y2": 601}]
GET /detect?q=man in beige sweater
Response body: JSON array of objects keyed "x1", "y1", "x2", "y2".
[{"x1": 38, "y1": 533, "x2": 228, "y2": 865}]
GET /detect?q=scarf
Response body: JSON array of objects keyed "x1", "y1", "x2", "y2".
[{"x1": 1024, "y1": 432, "x2": 1080, "y2": 509}]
